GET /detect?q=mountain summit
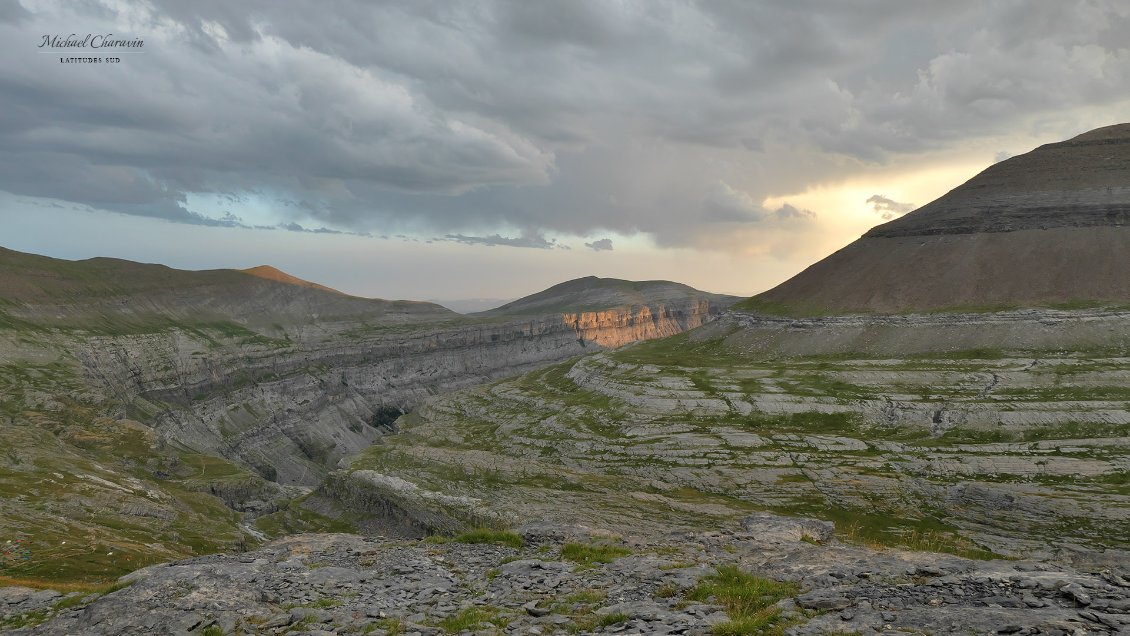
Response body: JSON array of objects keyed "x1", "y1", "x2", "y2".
[
  {"x1": 479, "y1": 276, "x2": 738, "y2": 316},
  {"x1": 744, "y1": 123, "x2": 1130, "y2": 315}
]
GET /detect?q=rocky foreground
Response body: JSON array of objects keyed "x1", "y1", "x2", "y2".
[{"x1": 3, "y1": 517, "x2": 1129, "y2": 635}]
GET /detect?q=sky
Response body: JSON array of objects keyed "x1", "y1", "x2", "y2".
[{"x1": 2, "y1": 1, "x2": 1129, "y2": 304}]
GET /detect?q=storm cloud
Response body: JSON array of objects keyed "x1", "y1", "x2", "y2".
[
  {"x1": 705, "y1": 182, "x2": 816, "y2": 224},
  {"x1": 3, "y1": 1, "x2": 1129, "y2": 250}
]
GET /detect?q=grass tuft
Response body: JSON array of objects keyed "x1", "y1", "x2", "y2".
[
  {"x1": 436, "y1": 606, "x2": 509, "y2": 633},
  {"x1": 568, "y1": 609, "x2": 631, "y2": 633},
  {"x1": 687, "y1": 565, "x2": 799, "y2": 636},
  {"x1": 452, "y1": 528, "x2": 525, "y2": 548},
  {"x1": 560, "y1": 542, "x2": 632, "y2": 566},
  {"x1": 371, "y1": 617, "x2": 404, "y2": 635}
]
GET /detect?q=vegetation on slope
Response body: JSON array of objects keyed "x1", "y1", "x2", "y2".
[{"x1": 0, "y1": 352, "x2": 259, "y2": 586}]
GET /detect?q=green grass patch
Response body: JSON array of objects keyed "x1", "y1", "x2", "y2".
[
  {"x1": 730, "y1": 296, "x2": 809, "y2": 317},
  {"x1": 595, "y1": 612, "x2": 630, "y2": 627},
  {"x1": 743, "y1": 410, "x2": 860, "y2": 435},
  {"x1": 560, "y1": 542, "x2": 632, "y2": 566},
  {"x1": 826, "y1": 510, "x2": 1000, "y2": 560},
  {"x1": 1022, "y1": 421, "x2": 1130, "y2": 441},
  {"x1": 568, "y1": 610, "x2": 630, "y2": 633},
  {"x1": 0, "y1": 608, "x2": 50, "y2": 629},
  {"x1": 687, "y1": 565, "x2": 800, "y2": 636},
  {"x1": 611, "y1": 331, "x2": 743, "y2": 367},
  {"x1": 51, "y1": 593, "x2": 88, "y2": 611},
  {"x1": 997, "y1": 386, "x2": 1130, "y2": 401},
  {"x1": 907, "y1": 347, "x2": 1005, "y2": 360},
  {"x1": 565, "y1": 588, "x2": 607, "y2": 604},
  {"x1": 1098, "y1": 471, "x2": 1129, "y2": 486},
  {"x1": 452, "y1": 528, "x2": 525, "y2": 548},
  {"x1": 436, "y1": 605, "x2": 510, "y2": 633}
]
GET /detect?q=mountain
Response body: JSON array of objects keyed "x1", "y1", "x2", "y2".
[
  {"x1": 0, "y1": 246, "x2": 453, "y2": 333},
  {"x1": 427, "y1": 297, "x2": 516, "y2": 314},
  {"x1": 480, "y1": 276, "x2": 739, "y2": 316},
  {"x1": 240, "y1": 264, "x2": 344, "y2": 295},
  {"x1": 741, "y1": 123, "x2": 1130, "y2": 315}
]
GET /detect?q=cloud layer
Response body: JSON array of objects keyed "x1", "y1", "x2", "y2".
[
  {"x1": 3, "y1": 1, "x2": 1129, "y2": 251},
  {"x1": 585, "y1": 238, "x2": 613, "y2": 252},
  {"x1": 866, "y1": 195, "x2": 915, "y2": 220}
]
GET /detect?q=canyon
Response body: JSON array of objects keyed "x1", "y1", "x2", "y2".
[{"x1": 0, "y1": 247, "x2": 735, "y2": 586}]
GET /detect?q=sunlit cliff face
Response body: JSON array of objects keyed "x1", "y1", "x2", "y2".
[{"x1": 562, "y1": 300, "x2": 716, "y2": 348}]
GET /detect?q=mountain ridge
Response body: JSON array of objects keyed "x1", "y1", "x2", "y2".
[
  {"x1": 479, "y1": 275, "x2": 740, "y2": 316},
  {"x1": 240, "y1": 264, "x2": 346, "y2": 296},
  {"x1": 741, "y1": 122, "x2": 1130, "y2": 316}
]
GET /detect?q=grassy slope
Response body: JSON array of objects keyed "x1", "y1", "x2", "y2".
[
  {"x1": 0, "y1": 352, "x2": 260, "y2": 586},
  {"x1": 0, "y1": 247, "x2": 393, "y2": 586},
  {"x1": 0, "y1": 246, "x2": 454, "y2": 334}
]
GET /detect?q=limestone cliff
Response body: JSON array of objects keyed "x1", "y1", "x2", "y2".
[{"x1": 562, "y1": 299, "x2": 719, "y2": 348}]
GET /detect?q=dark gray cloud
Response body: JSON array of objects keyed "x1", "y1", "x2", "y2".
[
  {"x1": 704, "y1": 182, "x2": 816, "y2": 224},
  {"x1": 279, "y1": 222, "x2": 369, "y2": 237},
  {"x1": 2, "y1": 0, "x2": 1128, "y2": 250},
  {"x1": 442, "y1": 233, "x2": 564, "y2": 250},
  {"x1": 866, "y1": 195, "x2": 915, "y2": 220},
  {"x1": 584, "y1": 238, "x2": 613, "y2": 252}
]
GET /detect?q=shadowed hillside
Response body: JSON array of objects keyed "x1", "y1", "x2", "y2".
[
  {"x1": 741, "y1": 123, "x2": 1130, "y2": 316},
  {"x1": 0, "y1": 247, "x2": 453, "y2": 333}
]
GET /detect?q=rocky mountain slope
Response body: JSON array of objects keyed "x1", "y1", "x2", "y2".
[
  {"x1": 0, "y1": 248, "x2": 734, "y2": 586},
  {"x1": 744, "y1": 123, "x2": 1130, "y2": 315}
]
